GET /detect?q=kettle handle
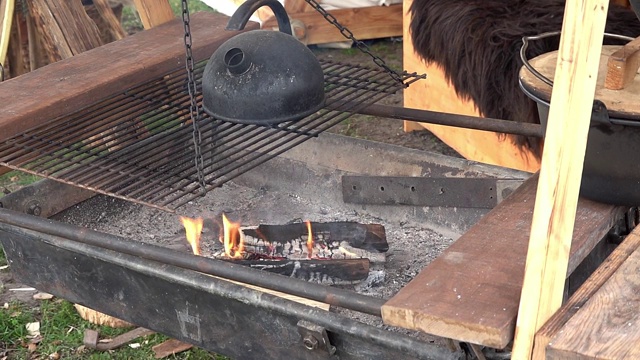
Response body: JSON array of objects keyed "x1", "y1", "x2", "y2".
[{"x1": 226, "y1": 0, "x2": 293, "y2": 36}]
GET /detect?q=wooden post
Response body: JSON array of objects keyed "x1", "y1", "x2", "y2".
[
  {"x1": 511, "y1": 0, "x2": 610, "y2": 359},
  {"x1": 132, "y1": 0, "x2": 175, "y2": 30}
]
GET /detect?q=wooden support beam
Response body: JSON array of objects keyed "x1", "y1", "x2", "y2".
[
  {"x1": 133, "y1": 0, "x2": 175, "y2": 30},
  {"x1": 512, "y1": 0, "x2": 610, "y2": 359},
  {"x1": 546, "y1": 230, "x2": 640, "y2": 358},
  {"x1": 533, "y1": 227, "x2": 640, "y2": 359}
]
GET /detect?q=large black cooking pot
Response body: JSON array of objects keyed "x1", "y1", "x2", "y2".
[
  {"x1": 519, "y1": 32, "x2": 640, "y2": 206},
  {"x1": 201, "y1": 0, "x2": 325, "y2": 125}
]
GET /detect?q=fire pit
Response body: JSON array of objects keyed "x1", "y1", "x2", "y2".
[{"x1": 0, "y1": 131, "x2": 528, "y2": 359}]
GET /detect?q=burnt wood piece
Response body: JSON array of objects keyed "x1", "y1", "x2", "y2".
[
  {"x1": 228, "y1": 258, "x2": 371, "y2": 285},
  {"x1": 381, "y1": 173, "x2": 625, "y2": 349},
  {"x1": 242, "y1": 222, "x2": 388, "y2": 252},
  {"x1": 0, "y1": 12, "x2": 259, "y2": 142},
  {"x1": 533, "y1": 225, "x2": 640, "y2": 359}
]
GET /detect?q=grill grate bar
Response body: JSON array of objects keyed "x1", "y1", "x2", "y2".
[{"x1": 0, "y1": 59, "x2": 423, "y2": 212}]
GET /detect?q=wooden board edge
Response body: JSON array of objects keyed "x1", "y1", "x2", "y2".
[
  {"x1": 532, "y1": 227, "x2": 640, "y2": 359},
  {"x1": 381, "y1": 303, "x2": 511, "y2": 349}
]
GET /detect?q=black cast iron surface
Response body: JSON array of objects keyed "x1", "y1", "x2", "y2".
[
  {"x1": 0, "y1": 211, "x2": 463, "y2": 360},
  {"x1": 0, "y1": 60, "x2": 422, "y2": 212}
]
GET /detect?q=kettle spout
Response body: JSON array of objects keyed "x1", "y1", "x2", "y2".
[{"x1": 224, "y1": 48, "x2": 252, "y2": 75}]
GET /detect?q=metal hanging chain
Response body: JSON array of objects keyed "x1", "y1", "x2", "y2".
[
  {"x1": 303, "y1": 0, "x2": 406, "y2": 86},
  {"x1": 181, "y1": 0, "x2": 207, "y2": 194}
]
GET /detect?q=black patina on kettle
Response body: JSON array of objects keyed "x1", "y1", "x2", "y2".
[{"x1": 202, "y1": 0, "x2": 326, "y2": 125}]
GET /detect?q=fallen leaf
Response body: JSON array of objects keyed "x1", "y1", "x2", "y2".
[
  {"x1": 33, "y1": 292, "x2": 54, "y2": 300},
  {"x1": 48, "y1": 352, "x2": 60, "y2": 360},
  {"x1": 75, "y1": 345, "x2": 86, "y2": 354},
  {"x1": 27, "y1": 343, "x2": 37, "y2": 353},
  {"x1": 128, "y1": 343, "x2": 141, "y2": 349},
  {"x1": 50, "y1": 340, "x2": 61, "y2": 346},
  {"x1": 2, "y1": 303, "x2": 8, "y2": 309},
  {"x1": 25, "y1": 322, "x2": 40, "y2": 337}
]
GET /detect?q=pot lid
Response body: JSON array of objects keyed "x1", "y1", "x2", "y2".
[{"x1": 519, "y1": 45, "x2": 640, "y2": 119}]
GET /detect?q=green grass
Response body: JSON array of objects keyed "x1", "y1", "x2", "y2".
[{"x1": 0, "y1": 300, "x2": 224, "y2": 359}]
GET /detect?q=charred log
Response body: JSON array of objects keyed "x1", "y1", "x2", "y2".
[
  {"x1": 239, "y1": 222, "x2": 388, "y2": 262},
  {"x1": 226, "y1": 258, "x2": 371, "y2": 285},
  {"x1": 409, "y1": 0, "x2": 640, "y2": 158}
]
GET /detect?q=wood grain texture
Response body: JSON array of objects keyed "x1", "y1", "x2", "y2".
[
  {"x1": 605, "y1": 36, "x2": 640, "y2": 90},
  {"x1": 0, "y1": 12, "x2": 258, "y2": 142},
  {"x1": 133, "y1": 0, "x2": 175, "y2": 30},
  {"x1": 380, "y1": 174, "x2": 624, "y2": 348},
  {"x1": 512, "y1": 1, "x2": 610, "y2": 358},
  {"x1": 88, "y1": 0, "x2": 126, "y2": 42},
  {"x1": 30, "y1": 0, "x2": 103, "y2": 59},
  {"x1": 520, "y1": 46, "x2": 640, "y2": 117},
  {"x1": 533, "y1": 227, "x2": 640, "y2": 359},
  {"x1": 262, "y1": 4, "x2": 402, "y2": 45},
  {"x1": 546, "y1": 234, "x2": 640, "y2": 359}
]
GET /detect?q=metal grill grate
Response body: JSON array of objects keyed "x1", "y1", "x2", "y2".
[{"x1": 0, "y1": 60, "x2": 423, "y2": 212}]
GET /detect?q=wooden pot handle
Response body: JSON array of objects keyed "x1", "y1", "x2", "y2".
[{"x1": 604, "y1": 35, "x2": 640, "y2": 90}]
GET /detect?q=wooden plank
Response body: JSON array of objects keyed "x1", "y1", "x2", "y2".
[
  {"x1": 604, "y1": 36, "x2": 640, "y2": 90},
  {"x1": 262, "y1": 4, "x2": 402, "y2": 45},
  {"x1": 512, "y1": 0, "x2": 610, "y2": 358},
  {"x1": 546, "y1": 233, "x2": 640, "y2": 359},
  {"x1": 401, "y1": 0, "x2": 541, "y2": 173},
  {"x1": 380, "y1": 174, "x2": 624, "y2": 348},
  {"x1": 0, "y1": 12, "x2": 258, "y2": 142},
  {"x1": 533, "y1": 227, "x2": 640, "y2": 359},
  {"x1": 133, "y1": 0, "x2": 175, "y2": 30}
]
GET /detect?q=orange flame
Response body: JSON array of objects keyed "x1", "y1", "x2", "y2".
[
  {"x1": 305, "y1": 220, "x2": 313, "y2": 259},
  {"x1": 221, "y1": 213, "x2": 244, "y2": 259},
  {"x1": 179, "y1": 216, "x2": 203, "y2": 255}
]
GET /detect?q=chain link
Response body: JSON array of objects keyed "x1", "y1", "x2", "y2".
[
  {"x1": 303, "y1": 0, "x2": 406, "y2": 86},
  {"x1": 181, "y1": 0, "x2": 207, "y2": 194}
]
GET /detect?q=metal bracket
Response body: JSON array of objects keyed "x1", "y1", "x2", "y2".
[
  {"x1": 297, "y1": 320, "x2": 336, "y2": 357},
  {"x1": 342, "y1": 176, "x2": 523, "y2": 209}
]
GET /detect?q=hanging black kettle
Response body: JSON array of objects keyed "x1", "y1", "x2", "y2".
[{"x1": 201, "y1": 0, "x2": 325, "y2": 125}]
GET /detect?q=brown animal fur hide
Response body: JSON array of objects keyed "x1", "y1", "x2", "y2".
[{"x1": 409, "y1": 0, "x2": 640, "y2": 157}]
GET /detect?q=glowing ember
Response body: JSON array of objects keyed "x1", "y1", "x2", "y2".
[
  {"x1": 179, "y1": 216, "x2": 203, "y2": 255},
  {"x1": 339, "y1": 246, "x2": 358, "y2": 259},
  {"x1": 305, "y1": 220, "x2": 314, "y2": 259},
  {"x1": 221, "y1": 213, "x2": 244, "y2": 258}
]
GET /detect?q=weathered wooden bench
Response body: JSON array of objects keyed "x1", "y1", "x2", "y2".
[{"x1": 381, "y1": 173, "x2": 626, "y2": 349}]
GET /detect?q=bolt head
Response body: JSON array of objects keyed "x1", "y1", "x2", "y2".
[{"x1": 303, "y1": 335, "x2": 319, "y2": 350}]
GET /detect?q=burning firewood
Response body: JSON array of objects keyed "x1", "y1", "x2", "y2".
[{"x1": 177, "y1": 216, "x2": 388, "y2": 286}]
